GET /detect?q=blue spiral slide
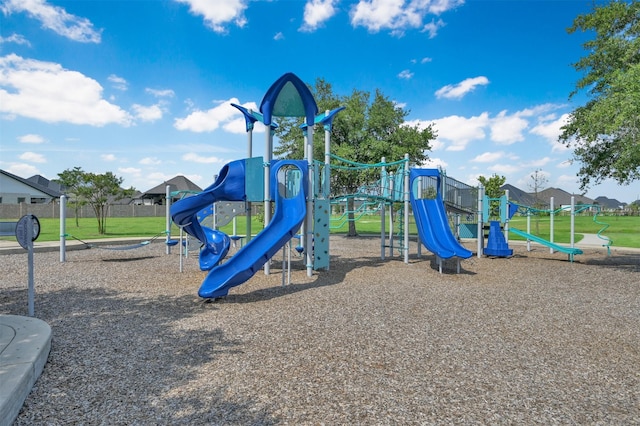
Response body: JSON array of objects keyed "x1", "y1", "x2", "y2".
[
  {"x1": 409, "y1": 168, "x2": 473, "y2": 260},
  {"x1": 171, "y1": 159, "x2": 307, "y2": 299}
]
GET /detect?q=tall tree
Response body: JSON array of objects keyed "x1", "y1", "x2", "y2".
[
  {"x1": 54, "y1": 166, "x2": 86, "y2": 226},
  {"x1": 528, "y1": 169, "x2": 549, "y2": 234},
  {"x1": 274, "y1": 78, "x2": 435, "y2": 236},
  {"x1": 560, "y1": 0, "x2": 640, "y2": 191},
  {"x1": 477, "y1": 174, "x2": 506, "y2": 219},
  {"x1": 57, "y1": 169, "x2": 134, "y2": 235}
]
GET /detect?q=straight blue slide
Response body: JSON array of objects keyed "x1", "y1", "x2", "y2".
[
  {"x1": 198, "y1": 160, "x2": 308, "y2": 299},
  {"x1": 410, "y1": 168, "x2": 473, "y2": 260}
]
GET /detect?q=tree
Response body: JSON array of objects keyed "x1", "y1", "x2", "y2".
[
  {"x1": 54, "y1": 166, "x2": 86, "y2": 227},
  {"x1": 560, "y1": 1, "x2": 640, "y2": 191},
  {"x1": 477, "y1": 174, "x2": 506, "y2": 219},
  {"x1": 274, "y1": 78, "x2": 435, "y2": 236},
  {"x1": 57, "y1": 169, "x2": 134, "y2": 234},
  {"x1": 527, "y1": 169, "x2": 549, "y2": 234}
]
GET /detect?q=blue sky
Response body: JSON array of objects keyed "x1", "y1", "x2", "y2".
[{"x1": 1, "y1": 0, "x2": 637, "y2": 203}]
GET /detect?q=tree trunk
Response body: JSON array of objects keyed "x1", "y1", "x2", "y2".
[{"x1": 347, "y1": 197, "x2": 358, "y2": 237}]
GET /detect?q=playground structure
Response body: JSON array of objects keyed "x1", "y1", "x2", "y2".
[
  {"x1": 169, "y1": 72, "x2": 475, "y2": 299},
  {"x1": 477, "y1": 189, "x2": 612, "y2": 262}
]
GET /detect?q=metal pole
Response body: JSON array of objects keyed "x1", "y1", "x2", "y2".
[
  {"x1": 380, "y1": 157, "x2": 386, "y2": 260},
  {"x1": 571, "y1": 196, "x2": 575, "y2": 248},
  {"x1": 27, "y1": 215, "x2": 34, "y2": 317},
  {"x1": 264, "y1": 128, "x2": 272, "y2": 275},
  {"x1": 477, "y1": 186, "x2": 484, "y2": 258},
  {"x1": 306, "y1": 125, "x2": 314, "y2": 277},
  {"x1": 60, "y1": 195, "x2": 66, "y2": 263},
  {"x1": 404, "y1": 154, "x2": 410, "y2": 264},
  {"x1": 166, "y1": 185, "x2": 171, "y2": 255},
  {"x1": 247, "y1": 124, "x2": 253, "y2": 243},
  {"x1": 550, "y1": 196, "x2": 555, "y2": 253}
]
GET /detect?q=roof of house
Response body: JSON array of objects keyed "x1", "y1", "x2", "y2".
[
  {"x1": 595, "y1": 196, "x2": 627, "y2": 209},
  {"x1": 27, "y1": 174, "x2": 65, "y2": 193},
  {"x1": 140, "y1": 175, "x2": 202, "y2": 197},
  {"x1": 500, "y1": 184, "x2": 536, "y2": 206},
  {"x1": 536, "y1": 187, "x2": 594, "y2": 206},
  {"x1": 1, "y1": 169, "x2": 63, "y2": 198}
]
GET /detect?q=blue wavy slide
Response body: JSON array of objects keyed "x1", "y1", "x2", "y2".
[
  {"x1": 410, "y1": 169, "x2": 473, "y2": 260},
  {"x1": 170, "y1": 159, "x2": 247, "y2": 270},
  {"x1": 197, "y1": 160, "x2": 308, "y2": 299}
]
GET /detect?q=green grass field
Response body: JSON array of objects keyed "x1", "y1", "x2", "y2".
[{"x1": 2, "y1": 213, "x2": 639, "y2": 248}]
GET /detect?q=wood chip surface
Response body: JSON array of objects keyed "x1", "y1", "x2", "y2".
[{"x1": 1, "y1": 236, "x2": 639, "y2": 425}]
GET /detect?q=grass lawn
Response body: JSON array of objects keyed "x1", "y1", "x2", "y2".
[{"x1": 2, "y1": 213, "x2": 639, "y2": 249}]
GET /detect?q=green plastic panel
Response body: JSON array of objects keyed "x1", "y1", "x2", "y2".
[
  {"x1": 313, "y1": 199, "x2": 330, "y2": 270},
  {"x1": 245, "y1": 156, "x2": 264, "y2": 202}
]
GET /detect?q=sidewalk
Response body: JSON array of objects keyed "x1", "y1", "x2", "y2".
[{"x1": 0, "y1": 315, "x2": 51, "y2": 426}]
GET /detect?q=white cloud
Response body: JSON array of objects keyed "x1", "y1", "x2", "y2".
[
  {"x1": 0, "y1": 33, "x2": 31, "y2": 46},
  {"x1": 174, "y1": 98, "x2": 258, "y2": 133},
  {"x1": 531, "y1": 113, "x2": 570, "y2": 152},
  {"x1": 435, "y1": 76, "x2": 489, "y2": 100},
  {"x1": 101, "y1": 154, "x2": 117, "y2": 161},
  {"x1": 139, "y1": 157, "x2": 162, "y2": 166},
  {"x1": 108, "y1": 74, "x2": 128, "y2": 91},
  {"x1": 19, "y1": 151, "x2": 46, "y2": 163},
  {"x1": 182, "y1": 152, "x2": 225, "y2": 164},
  {"x1": 146, "y1": 88, "x2": 175, "y2": 98},
  {"x1": 421, "y1": 57, "x2": 433, "y2": 64},
  {"x1": 422, "y1": 18, "x2": 444, "y2": 38},
  {"x1": 350, "y1": 0, "x2": 461, "y2": 35},
  {"x1": 523, "y1": 157, "x2": 552, "y2": 168},
  {"x1": 398, "y1": 69, "x2": 413, "y2": 79},
  {"x1": 420, "y1": 157, "x2": 447, "y2": 169},
  {"x1": 472, "y1": 151, "x2": 504, "y2": 163},
  {"x1": 175, "y1": 0, "x2": 248, "y2": 33},
  {"x1": 431, "y1": 112, "x2": 490, "y2": 151},
  {"x1": 6, "y1": 162, "x2": 39, "y2": 177},
  {"x1": 490, "y1": 110, "x2": 528, "y2": 144},
  {"x1": 132, "y1": 103, "x2": 163, "y2": 122},
  {"x1": 19, "y1": 134, "x2": 46, "y2": 144},
  {"x1": 1, "y1": 0, "x2": 101, "y2": 43},
  {"x1": 300, "y1": 0, "x2": 338, "y2": 32},
  {"x1": 118, "y1": 167, "x2": 141, "y2": 176},
  {"x1": 274, "y1": 32, "x2": 285, "y2": 41},
  {"x1": 0, "y1": 54, "x2": 133, "y2": 126},
  {"x1": 488, "y1": 163, "x2": 520, "y2": 174}
]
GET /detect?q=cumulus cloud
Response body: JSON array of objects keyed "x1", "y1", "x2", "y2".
[
  {"x1": 490, "y1": 110, "x2": 528, "y2": 144},
  {"x1": 174, "y1": 98, "x2": 259, "y2": 133},
  {"x1": 472, "y1": 151, "x2": 504, "y2": 163},
  {"x1": 0, "y1": 54, "x2": 133, "y2": 126},
  {"x1": 300, "y1": 0, "x2": 338, "y2": 32},
  {"x1": 19, "y1": 151, "x2": 46, "y2": 163},
  {"x1": 146, "y1": 88, "x2": 175, "y2": 98},
  {"x1": 108, "y1": 74, "x2": 128, "y2": 91},
  {"x1": 19, "y1": 134, "x2": 46, "y2": 144},
  {"x1": 101, "y1": 154, "x2": 117, "y2": 161},
  {"x1": 422, "y1": 18, "x2": 445, "y2": 38},
  {"x1": 6, "y1": 163, "x2": 40, "y2": 177},
  {"x1": 398, "y1": 69, "x2": 413, "y2": 79},
  {"x1": 182, "y1": 152, "x2": 226, "y2": 164},
  {"x1": 132, "y1": 103, "x2": 163, "y2": 122},
  {"x1": 0, "y1": 33, "x2": 31, "y2": 46},
  {"x1": 435, "y1": 76, "x2": 489, "y2": 100},
  {"x1": 1, "y1": 0, "x2": 101, "y2": 43},
  {"x1": 139, "y1": 157, "x2": 162, "y2": 166},
  {"x1": 431, "y1": 112, "x2": 490, "y2": 151},
  {"x1": 350, "y1": 0, "x2": 462, "y2": 36},
  {"x1": 175, "y1": 0, "x2": 248, "y2": 33},
  {"x1": 531, "y1": 113, "x2": 571, "y2": 152}
]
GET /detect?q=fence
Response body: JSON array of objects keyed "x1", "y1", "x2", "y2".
[{"x1": 0, "y1": 202, "x2": 168, "y2": 220}]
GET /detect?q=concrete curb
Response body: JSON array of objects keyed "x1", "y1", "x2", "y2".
[{"x1": 0, "y1": 315, "x2": 52, "y2": 426}]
